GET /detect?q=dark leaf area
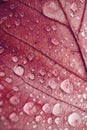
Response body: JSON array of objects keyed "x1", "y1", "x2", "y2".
[{"x1": 0, "y1": 0, "x2": 87, "y2": 130}]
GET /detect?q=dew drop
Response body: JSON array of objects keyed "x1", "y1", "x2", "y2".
[
  {"x1": 9, "y1": 95, "x2": 20, "y2": 105},
  {"x1": 9, "y1": 112, "x2": 19, "y2": 122},
  {"x1": 51, "y1": 25, "x2": 57, "y2": 31},
  {"x1": 28, "y1": 72, "x2": 35, "y2": 80},
  {"x1": 51, "y1": 38, "x2": 59, "y2": 45},
  {"x1": 42, "y1": 103, "x2": 50, "y2": 113},
  {"x1": 13, "y1": 65, "x2": 25, "y2": 76},
  {"x1": 60, "y1": 79, "x2": 73, "y2": 94},
  {"x1": 68, "y1": 112, "x2": 81, "y2": 127},
  {"x1": 28, "y1": 52, "x2": 35, "y2": 61},
  {"x1": 70, "y1": 3, "x2": 77, "y2": 12},
  {"x1": 0, "y1": 84, "x2": 4, "y2": 90},
  {"x1": 23, "y1": 102, "x2": 37, "y2": 115},
  {"x1": 47, "y1": 117, "x2": 53, "y2": 124},
  {"x1": 39, "y1": 69, "x2": 46, "y2": 76},
  {"x1": 13, "y1": 86, "x2": 19, "y2": 92},
  {"x1": 19, "y1": 11, "x2": 24, "y2": 18},
  {"x1": 48, "y1": 79, "x2": 57, "y2": 89},
  {"x1": 55, "y1": 117, "x2": 61, "y2": 125},
  {"x1": 0, "y1": 71, "x2": 5, "y2": 77},
  {"x1": 35, "y1": 115, "x2": 42, "y2": 122},
  {"x1": 52, "y1": 103, "x2": 62, "y2": 116},
  {"x1": 0, "y1": 46, "x2": 4, "y2": 54},
  {"x1": 12, "y1": 56, "x2": 19, "y2": 63}
]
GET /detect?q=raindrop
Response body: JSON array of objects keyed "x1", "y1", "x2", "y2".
[
  {"x1": 0, "y1": 84, "x2": 4, "y2": 90},
  {"x1": 52, "y1": 103, "x2": 62, "y2": 116},
  {"x1": 14, "y1": 19, "x2": 21, "y2": 27},
  {"x1": 48, "y1": 79, "x2": 57, "y2": 89},
  {"x1": 28, "y1": 72, "x2": 35, "y2": 80},
  {"x1": 60, "y1": 79, "x2": 73, "y2": 94},
  {"x1": 28, "y1": 52, "x2": 35, "y2": 61},
  {"x1": 9, "y1": 95, "x2": 20, "y2": 105},
  {"x1": 51, "y1": 38, "x2": 59, "y2": 45},
  {"x1": 0, "y1": 46, "x2": 4, "y2": 54},
  {"x1": 12, "y1": 56, "x2": 19, "y2": 63},
  {"x1": 23, "y1": 102, "x2": 37, "y2": 115},
  {"x1": 9, "y1": 112, "x2": 19, "y2": 122},
  {"x1": 42, "y1": 103, "x2": 50, "y2": 113},
  {"x1": 0, "y1": 71, "x2": 5, "y2": 77},
  {"x1": 13, "y1": 65, "x2": 25, "y2": 76},
  {"x1": 5, "y1": 77, "x2": 12, "y2": 83},
  {"x1": 70, "y1": 2, "x2": 77, "y2": 12},
  {"x1": 68, "y1": 112, "x2": 81, "y2": 127},
  {"x1": 35, "y1": 115, "x2": 42, "y2": 122}
]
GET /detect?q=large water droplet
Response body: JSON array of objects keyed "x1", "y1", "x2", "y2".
[
  {"x1": 9, "y1": 112, "x2": 19, "y2": 122},
  {"x1": 48, "y1": 79, "x2": 57, "y2": 89},
  {"x1": 0, "y1": 71, "x2": 5, "y2": 77},
  {"x1": 13, "y1": 65, "x2": 25, "y2": 76},
  {"x1": 42, "y1": 103, "x2": 50, "y2": 113},
  {"x1": 23, "y1": 102, "x2": 37, "y2": 115},
  {"x1": 0, "y1": 46, "x2": 4, "y2": 54},
  {"x1": 9, "y1": 95, "x2": 20, "y2": 105},
  {"x1": 52, "y1": 103, "x2": 62, "y2": 116},
  {"x1": 60, "y1": 79, "x2": 73, "y2": 94},
  {"x1": 51, "y1": 38, "x2": 59, "y2": 45},
  {"x1": 68, "y1": 112, "x2": 81, "y2": 127},
  {"x1": 12, "y1": 56, "x2": 19, "y2": 63}
]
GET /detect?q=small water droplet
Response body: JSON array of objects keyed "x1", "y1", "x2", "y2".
[
  {"x1": 60, "y1": 79, "x2": 73, "y2": 94},
  {"x1": 70, "y1": 3, "x2": 77, "y2": 12},
  {"x1": 19, "y1": 11, "x2": 24, "y2": 18},
  {"x1": 51, "y1": 25, "x2": 57, "y2": 31},
  {"x1": 23, "y1": 58, "x2": 28, "y2": 65},
  {"x1": 13, "y1": 86, "x2": 19, "y2": 92},
  {"x1": 0, "y1": 84, "x2": 4, "y2": 90},
  {"x1": 39, "y1": 69, "x2": 46, "y2": 76},
  {"x1": 0, "y1": 71, "x2": 5, "y2": 77},
  {"x1": 45, "y1": 26, "x2": 51, "y2": 32},
  {"x1": 55, "y1": 117, "x2": 61, "y2": 125},
  {"x1": 51, "y1": 38, "x2": 59, "y2": 45},
  {"x1": 68, "y1": 112, "x2": 81, "y2": 127},
  {"x1": 48, "y1": 79, "x2": 57, "y2": 89},
  {"x1": 52, "y1": 103, "x2": 62, "y2": 116},
  {"x1": 47, "y1": 117, "x2": 53, "y2": 124},
  {"x1": 0, "y1": 46, "x2": 4, "y2": 54},
  {"x1": 83, "y1": 93, "x2": 87, "y2": 99},
  {"x1": 5, "y1": 77, "x2": 12, "y2": 83},
  {"x1": 12, "y1": 56, "x2": 19, "y2": 63},
  {"x1": 9, "y1": 95, "x2": 20, "y2": 105},
  {"x1": 42, "y1": 103, "x2": 50, "y2": 113},
  {"x1": 14, "y1": 19, "x2": 21, "y2": 27},
  {"x1": 35, "y1": 115, "x2": 42, "y2": 122},
  {"x1": 13, "y1": 65, "x2": 25, "y2": 76},
  {"x1": 23, "y1": 102, "x2": 37, "y2": 115},
  {"x1": 28, "y1": 72, "x2": 35, "y2": 80},
  {"x1": 28, "y1": 52, "x2": 35, "y2": 61},
  {"x1": 10, "y1": 4, "x2": 16, "y2": 10},
  {"x1": 9, "y1": 112, "x2": 19, "y2": 122}
]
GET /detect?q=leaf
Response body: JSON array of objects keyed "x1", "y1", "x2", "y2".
[{"x1": 0, "y1": 0, "x2": 87, "y2": 129}]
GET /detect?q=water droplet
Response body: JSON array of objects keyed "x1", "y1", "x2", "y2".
[
  {"x1": 10, "y1": 4, "x2": 16, "y2": 10},
  {"x1": 83, "y1": 93, "x2": 87, "y2": 99},
  {"x1": 5, "y1": 77, "x2": 12, "y2": 83},
  {"x1": 19, "y1": 11, "x2": 24, "y2": 18},
  {"x1": 51, "y1": 25, "x2": 57, "y2": 31},
  {"x1": 14, "y1": 19, "x2": 21, "y2": 27},
  {"x1": 13, "y1": 65, "x2": 25, "y2": 76},
  {"x1": 47, "y1": 117, "x2": 53, "y2": 124},
  {"x1": 0, "y1": 101, "x2": 4, "y2": 106},
  {"x1": 70, "y1": 3, "x2": 77, "y2": 12},
  {"x1": 9, "y1": 112, "x2": 19, "y2": 122},
  {"x1": 12, "y1": 56, "x2": 19, "y2": 63},
  {"x1": 55, "y1": 117, "x2": 61, "y2": 125},
  {"x1": 39, "y1": 69, "x2": 46, "y2": 76},
  {"x1": 0, "y1": 84, "x2": 4, "y2": 90},
  {"x1": 52, "y1": 103, "x2": 62, "y2": 116},
  {"x1": 45, "y1": 26, "x2": 51, "y2": 32},
  {"x1": 60, "y1": 79, "x2": 73, "y2": 94},
  {"x1": 48, "y1": 79, "x2": 57, "y2": 89},
  {"x1": 13, "y1": 86, "x2": 19, "y2": 92},
  {"x1": 42, "y1": 103, "x2": 50, "y2": 113},
  {"x1": 28, "y1": 72, "x2": 35, "y2": 80},
  {"x1": 23, "y1": 58, "x2": 28, "y2": 65},
  {"x1": 35, "y1": 115, "x2": 42, "y2": 122},
  {"x1": 28, "y1": 52, "x2": 35, "y2": 61},
  {"x1": 51, "y1": 38, "x2": 59, "y2": 45},
  {"x1": 23, "y1": 102, "x2": 37, "y2": 115},
  {"x1": 0, "y1": 46, "x2": 4, "y2": 54},
  {"x1": 9, "y1": 95, "x2": 20, "y2": 105},
  {"x1": 0, "y1": 71, "x2": 5, "y2": 77},
  {"x1": 68, "y1": 112, "x2": 81, "y2": 127}
]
